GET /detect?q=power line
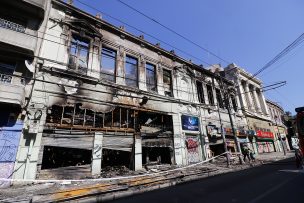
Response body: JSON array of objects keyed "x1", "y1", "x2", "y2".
[
  {"x1": 73, "y1": 0, "x2": 212, "y2": 66},
  {"x1": 116, "y1": 0, "x2": 230, "y2": 65}
]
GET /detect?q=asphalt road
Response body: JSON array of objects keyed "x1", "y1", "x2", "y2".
[{"x1": 110, "y1": 158, "x2": 304, "y2": 203}]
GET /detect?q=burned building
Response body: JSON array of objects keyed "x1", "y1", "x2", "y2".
[{"x1": 7, "y1": 0, "x2": 248, "y2": 182}]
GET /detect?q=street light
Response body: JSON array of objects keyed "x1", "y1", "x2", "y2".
[{"x1": 275, "y1": 115, "x2": 286, "y2": 156}]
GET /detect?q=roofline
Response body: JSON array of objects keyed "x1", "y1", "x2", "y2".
[{"x1": 53, "y1": 0, "x2": 233, "y2": 84}]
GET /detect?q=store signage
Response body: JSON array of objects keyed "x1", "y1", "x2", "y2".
[
  {"x1": 206, "y1": 125, "x2": 220, "y2": 137},
  {"x1": 238, "y1": 138, "x2": 249, "y2": 143},
  {"x1": 256, "y1": 130, "x2": 274, "y2": 139},
  {"x1": 181, "y1": 115, "x2": 199, "y2": 131}
]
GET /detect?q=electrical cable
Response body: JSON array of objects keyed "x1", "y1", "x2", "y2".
[{"x1": 115, "y1": 0, "x2": 230, "y2": 65}]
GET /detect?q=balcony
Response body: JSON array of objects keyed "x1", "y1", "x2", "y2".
[
  {"x1": 23, "y1": 0, "x2": 47, "y2": 12},
  {"x1": 0, "y1": 18, "x2": 37, "y2": 54},
  {"x1": 0, "y1": 73, "x2": 25, "y2": 106}
]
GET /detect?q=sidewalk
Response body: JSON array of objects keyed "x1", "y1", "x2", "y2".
[{"x1": 0, "y1": 151, "x2": 294, "y2": 203}]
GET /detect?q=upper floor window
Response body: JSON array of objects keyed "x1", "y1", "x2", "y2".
[
  {"x1": 206, "y1": 84, "x2": 214, "y2": 105},
  {"x1": 216, "y1": 88, "x2": 224, "y2": 108},
  {"x1": 0, "y1": 61, "x2": 15, "y2": 84},
  {"x1": 163, "y1": 69, "x2": 172, "y2": 97},
  {"x1": 69, "y1": 34, "x2": 89, "y2": 74},
  {"x1": 101, "y1": 47, "x2": 116, "y2": 82},
  {"x1": 230, "y1": 95, "x2": 238, "y2": 112},
  {"x1": 125, "y1": 55, "x2": 138, "y2": 87},
  {"x1": 146, "y1": 63, "x2": 157, "y2": 92},
  {"x1": 196, "y1": 81, "x2": 205, "y2": 104}
]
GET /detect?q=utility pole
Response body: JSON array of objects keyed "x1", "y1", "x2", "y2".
[
  {"x1": 218, "y1": 74, "x2": 244, "y2": 164},
  {"x1": 212, "y1": 78, "x2": 230, "y2": 167}
]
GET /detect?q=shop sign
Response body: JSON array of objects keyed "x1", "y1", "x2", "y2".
[
  {"x1": 238, "y1": 128, "x2": 247, "y2": 136},
  {"x1": 224, "y1": 127, "x2": 234, "y2": 135},
  {"x1": 226, "y1": 139, "x2": 235, "y2": 147},
  {"x1": 256, "y1": 130, "x2": 274, "y2": 139},
  {"x1": 181, "y1": 115, "x2": 199, "y2": 131}
]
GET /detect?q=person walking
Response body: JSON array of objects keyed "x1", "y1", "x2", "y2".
[
  {"x1": 294, "y1": 147, "x2": 303, "y2": 169},
  {"x1": 243, "y1": 145, "x2": 251, "y2": 162},
  {"x1": 249, "y1": 148, "x2": 255, "y2": 162}
]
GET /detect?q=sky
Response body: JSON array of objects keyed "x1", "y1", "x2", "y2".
[{"x1": 73, "y1": 0, "x2": 304, "y2": 114}]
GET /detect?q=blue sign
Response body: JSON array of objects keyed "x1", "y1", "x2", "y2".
[{"x1": 181, "y1": 115, "x2": 199, "y2": 131}]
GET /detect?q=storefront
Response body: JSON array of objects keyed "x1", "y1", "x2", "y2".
[
  {"x1": 207, "y1": 124, "x2": 224, "y2": 157},
  {"x1": 256, "y1": 130, "x2": 275, "y2": 153},
  {"x1": 224, "y1": 127, "x2": 237, "y2": 152},
  {"x1": 181, "y1": 115, "x2": 202, "y2": 164}
]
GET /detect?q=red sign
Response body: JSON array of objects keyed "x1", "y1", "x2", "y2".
[{"x1": 256, "y1": 130, "x2": 274, "y2": 139}]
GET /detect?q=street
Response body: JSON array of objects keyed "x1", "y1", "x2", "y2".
[{"x1": 111, "y1": 158, "x2": 304, "y2": 203}]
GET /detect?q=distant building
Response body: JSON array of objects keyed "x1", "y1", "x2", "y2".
[
  {"x1": 224, "y1": 64, "x2": 276, "y2": 154},
  {"x1": 266, "y1": 100, "x2": 290, "y2": 152}
]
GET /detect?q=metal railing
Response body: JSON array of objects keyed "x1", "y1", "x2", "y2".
[
  {"x1": 0, "y1": 17, "x2": 26, "y2": 33},
  {"x1": 0, "y1": 73, "x2": 12, "y2": 84}
]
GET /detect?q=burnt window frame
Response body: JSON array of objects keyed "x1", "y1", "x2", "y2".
[
  {"x1": 100, "y1": 45, "x2": 117, "y2": 82},
  {"x1": 125, "y1": 54, "x2": 139, "y2": 88},
  {"x1": 145, "y1": 62, "x2": 157, "y2": 92},
  {"x1": 196, "y1": 80, "x2": 205, "y2": 104},
  {"x1": 46, "y1": 105, "x2": 135, "y2": 130},
  {"x1": 206, "y1": 84, "x2": 214, "y2": 106},
  {"x1": 163, "y1": 68, "x2": 173, "y2": 97},
  {"x1": 69, "y1": 33, "x2": 90, "y2": 74},
  {"x1": 215, "y1": 88, "x2": 224, "y2": 109}
]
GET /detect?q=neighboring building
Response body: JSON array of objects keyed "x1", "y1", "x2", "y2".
[
  {"x1": 6, "y1": 0, "x2": 249, "y2": 181},
  {"x1": 0, "y1": 0, "x2": 49, "y2": 187},
  {"x1": 224, "y1": 64, "x2": 275, "y2": 154},
  {"x1": 266, "y1": 100, "x2": 290, "y2": 152}
]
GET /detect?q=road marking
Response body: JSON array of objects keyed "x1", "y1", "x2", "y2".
[
  {"x1": 248, "y1": 175, "x2": 298, "y2": 203},
  {"x1": 278, "y1": 169, "x2": 304, "y2": 173}
]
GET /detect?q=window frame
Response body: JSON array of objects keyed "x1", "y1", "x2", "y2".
[
  {"x1": 100, "y1": 45, "x2": 117, "y2": 82},
  {"x1": 162, "y1": 68, "x2": 173, "y2": 97},
  {"x1": 125, "y1": 54, "x2": 139, "y2": 88},
  {"x1": 196, "y1": 80, "x2": 205, "y2": 104},
  {"x1": 69, "y1": 33, "x2": 90, "y2": 74},
  {"x1": 206, "y1": 84, "x2": 214, "y2": 106},
  {"x1": 145, "y1": 62, "x2": 157, "y2": 92}
]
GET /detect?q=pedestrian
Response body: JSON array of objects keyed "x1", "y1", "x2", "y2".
[
  {"x1": 294, "y1": 147, "x2": 303, "y2": 169},
  {"x1": 249, "y1": 148, "x2": 255, "y2": 162},
  {"x1": 243, "y1": 145, "x2": 251, "y2": 162}
]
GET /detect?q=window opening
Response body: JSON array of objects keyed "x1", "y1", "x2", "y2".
[
  {"x1": 101, "y1": 47, "x2": 116, "y2": 82},
  {"x1": 146, "y1": 63, "x2": 156, "y2": 91},
  {"x1": 206, "y1": 84, "x2": 214, "y2": 105},
  {"x1": 125, "y1": 55, "x2": 138, "y2": 87},
  {"x1": 196, "y1": 81, "x2": 205, "y2": 104},
  {"x1": 163, "y1": 69, "x2": 172, "y2": 97},
  {"x1": 69, "y1": 34, "x2": 89, "y2": 74}
]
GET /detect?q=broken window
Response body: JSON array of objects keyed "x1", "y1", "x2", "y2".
[
  {"x1": 101, "y1": 149, "x2": 131, "y2": 169},
  {"x1": 142, "y1": 147, "x2": 172, "y2": 165},
  {"x1": 231, "y1": 95, "x2": 238, "y2": 112},
  {"x1": 125, "y1": 55, "x2": 138, "y2": 87},
  {"x1": 196, "y1": 80, "x2": 205, "y2": 104},
  {"x1": 138, "y1": 111, "x2": 173, "y2": 134},
  {"x1": 206, "y1": 84, "x2": 214, "y2": 105},
  {"x1": 216, "y1": 88, "x2": 224, "y2": 108},
  {"x1": 46, "y1": 105, "x2": 135, "y2": 130},
  {"x1": 0, "y1": 61, "x2": 15, "y2": 83},
  {"x1": 101, "y1": 46, "x2": 116, "y2": 82},
  {"x1": 163, "y1": 69, "x2": 172, "y2": 97},
  {"x1": 69, "y1": 34, "x2": 89, "y2": 74},
  {"x1": 41, "y1": 146, "x2": 92, "y2": 170},
  {"x1": 146, "y1": 63, "x2": 157, "y2": 92}
]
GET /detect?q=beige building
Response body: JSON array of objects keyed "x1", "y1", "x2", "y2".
[{"x1": 266, "y1": 99, "x2": 290, "y2": 153}]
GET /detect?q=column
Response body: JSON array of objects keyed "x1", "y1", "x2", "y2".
[
  {"x1": 134, "y1": 134, "x2": 142, "y2": 170},
  {"x1": 258, "y1": 89, "x2": 270, "y2": 115},
  {"x1": 237, "y1": 80, "x2": 248, "y2": 110},
  {"x1": 253, "y1": 87, "x2": 262, "y2": 113},
  {"x1": 88, "y1": 37, "x2": 101, "y2": 79},
  {"x1": 92, "y1": 132, "x2": 103, "y2": 176},
  {"x1": 116, "y1": 46, "x2": 125, "y2": 85},
  {"x1": 244, "y1": 82, "x2": 254, "y2": 111}
]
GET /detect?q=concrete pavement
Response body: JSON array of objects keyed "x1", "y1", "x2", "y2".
[{"x1": 0, "y1": 151, "x2": 295, "y2": 202}]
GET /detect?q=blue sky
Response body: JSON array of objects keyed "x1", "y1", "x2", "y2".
[{"x1": 73, "y1": 0, "x2": 304, "y2": 114}]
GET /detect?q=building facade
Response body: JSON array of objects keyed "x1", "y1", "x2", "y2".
[
  {"x1": 266, "y1": 100, "x2": 290, "y2": 152},
  {"x1": 224, "y1": 64, "x2": 276, "y2": 154},
  {"x1": 0, "y1": 0, "x2": 49, "y2": 187},
  {"x1": 0, "y1": 0, "x2": 251, "y2": 182}
]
